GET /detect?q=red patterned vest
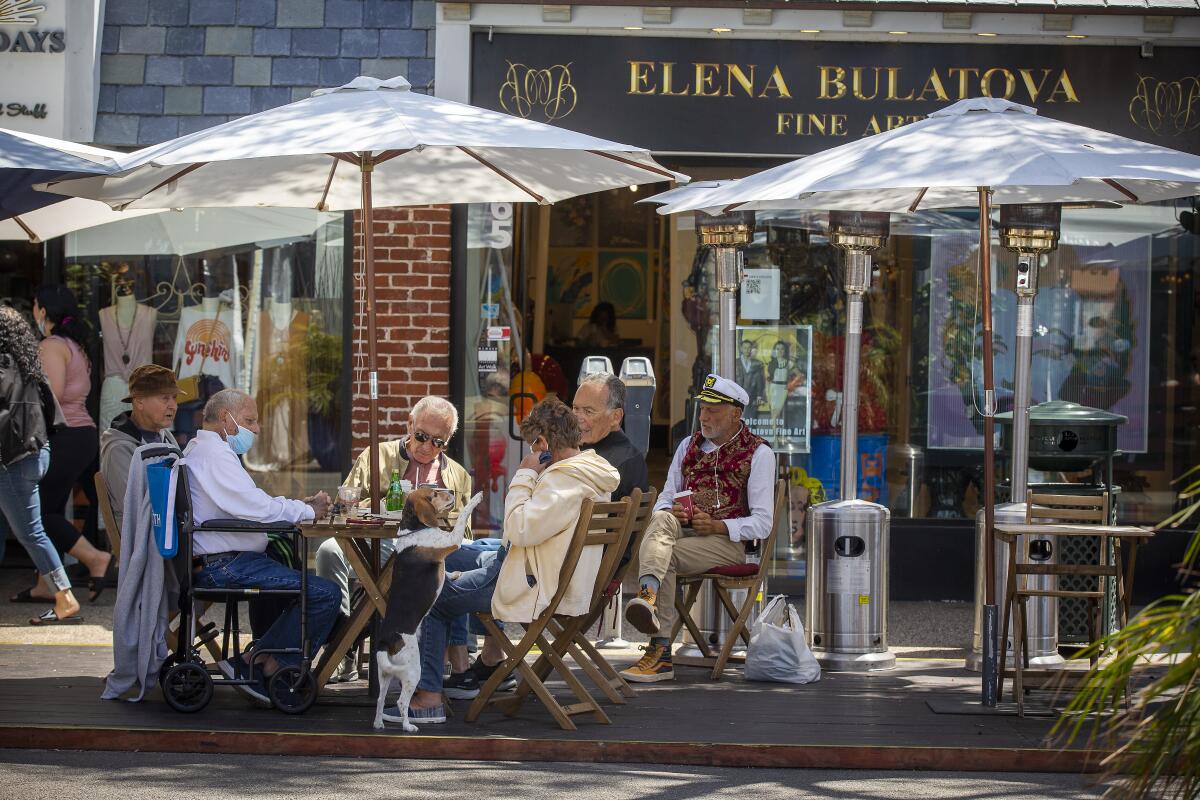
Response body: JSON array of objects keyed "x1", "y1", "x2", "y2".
[{"x1": 680, "y1": 424, "x2": 767, "y2": 520}]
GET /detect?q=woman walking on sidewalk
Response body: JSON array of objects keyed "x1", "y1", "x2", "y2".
[
  {"x1": 16, "y1": 286, "x2": 114, "y2": 608},
  {"x1": 0, "y1": 305, "x2": 82, "y2": 624}
]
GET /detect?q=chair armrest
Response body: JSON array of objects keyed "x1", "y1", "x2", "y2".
[{"x1": 198, "y1": 518, "x2": 300, "y2": 533}]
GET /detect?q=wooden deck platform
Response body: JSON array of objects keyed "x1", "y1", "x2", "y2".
[{"x1": 0, "y1": 645, "x2": 1106, "y2": 772}]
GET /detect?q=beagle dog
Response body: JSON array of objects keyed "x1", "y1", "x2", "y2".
[{"x1": 373, "y1": 488, "x2": 482, "y2": 731}]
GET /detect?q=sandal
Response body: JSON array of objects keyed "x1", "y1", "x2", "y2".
[
  {"x1": 29, "y1": 608, "x2": 84, "y2": 626},
  {"x1": 10, "y1": 588, "x2": 53, "y2": 604},
  {"x1": 87, "y1": 555, "x2": 118, "y2": 603}
]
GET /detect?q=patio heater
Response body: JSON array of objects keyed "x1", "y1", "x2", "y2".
[
  {"x1": 806, "y1": 211, "x2": 895, "y2": 671},
  {"x1": 968, "y1": 203, "x2": 1066, "y2": 671},
  {"x1": 679, "y1": 210, "x2": 757, "y2": 658},
  {"x1": 696, "y1": 210, "x2": 756, "y2": 376}
]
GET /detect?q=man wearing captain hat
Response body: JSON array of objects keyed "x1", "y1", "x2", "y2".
[{"x1": 621, "y1": 373, "x2": 776, "y2": 683}]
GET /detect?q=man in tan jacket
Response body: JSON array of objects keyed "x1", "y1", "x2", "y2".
[{"x1": 396, "y1": 399, "x2": 618, "y2": 727}]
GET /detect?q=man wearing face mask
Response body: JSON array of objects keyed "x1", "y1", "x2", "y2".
[{"x1": 183, "y1": 388, "x2": 340, "y2": 704}]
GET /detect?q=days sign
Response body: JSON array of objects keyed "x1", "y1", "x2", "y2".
[
  {"x1": 486, "y1": 325, "x2": 511, "y2": 342},
  {"x1": 480, "y1": 302, "x2": 499, "y2": 319},
  {"x1": 0, "y1": 0, "x2": 104, "y2": 140},
  {"x1": 471, "y1": 34, "x2": 1200, "y2": 155}
]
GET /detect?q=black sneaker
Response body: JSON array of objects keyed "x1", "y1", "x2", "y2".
[
  {"x1": 443, "y1": 669, "x2": 481, "y2": 699},
  {"x1": 470, "y1": 657, "x2": 517, "y2": 692}
]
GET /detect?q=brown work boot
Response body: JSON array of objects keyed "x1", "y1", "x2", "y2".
[
  {"x1": 624, "y1": 586, "x2": 660, "y2": 635},
  {"x1": 620, "y1": 643, "x2": 674, "y2": 683}
]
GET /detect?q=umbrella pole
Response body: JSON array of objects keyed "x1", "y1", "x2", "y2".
[
  {"x1": 978, "y1": 187, "x2": 999, "y2": 708},
  {"x1": 360, "y1": 157, "x2": 381, "y2": 516}
]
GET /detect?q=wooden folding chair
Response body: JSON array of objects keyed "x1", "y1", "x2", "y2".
[
  {"x1": 669, "y1": 479, "x2": 788, "y2": 680},
  {"x1": 998, "y1": 491, "x2": 1119, "y2": 716},
  {"x1": 541, "y1": 488, "x2": 657, "y2": 705},
  {"x1": 466, "y1": 496, "x2": 633, "y2": 730},
  {"x1": 94, "y1": 472, "x2": 121, "y2": 561}
]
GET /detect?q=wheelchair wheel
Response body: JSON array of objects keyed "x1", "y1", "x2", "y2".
[
  {"x1": 162, "y1": 662, "x2": 213, "y2": 713},
  {"x1": 269, "y1": 666, "x2": 316, "y2": 715}
]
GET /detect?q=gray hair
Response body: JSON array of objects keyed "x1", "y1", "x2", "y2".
[
  {"x1": 412, "y1": 395, "x2": 459, "y2": 437},
  {"x1": 203, "y1": 388, "x2": 252, "y2": 423},
  {"x1": 579, "y1": 372, "x2": 625, "y2": 412}
]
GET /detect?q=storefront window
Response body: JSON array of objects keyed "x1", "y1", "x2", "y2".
[
  {"x1": 674, "y1": 203, "x2": 1199, "y2": 535},
  {"x1": 64, "y1": 207, "x2": 350, "y2": 500},
  {"x1": 461, "y1": 202, "x2": 526, "y2": 535}
]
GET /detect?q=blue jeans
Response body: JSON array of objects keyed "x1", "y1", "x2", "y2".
[
  {"x1": 194, "y1": 550, "x2": 340, "y2": 668},
  {"x1": 419, "y1": 545, "x2": 507, "y2": 692},
  {"x1": 0, "y1": 447, "x2": 70, "y2": 592}
]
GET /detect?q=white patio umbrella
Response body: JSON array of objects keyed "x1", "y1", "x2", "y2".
[
  {"x1": 0, "y1": 197, "x2": 162, "y2": 242},
  {"x1": 0, "y1": 127, "x2": 123, "y2": 237},
  {"x1": 65, "y1": 207, "x2": 331, "y2": 257},
  {"x1": 649, "y1": 96, "x2": 1200, "y2": 705},
  {"x1": 43, "y1": 74, "x2": 684, "y2": 513}
]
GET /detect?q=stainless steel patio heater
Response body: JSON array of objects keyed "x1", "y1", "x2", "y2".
[
  {"x1": 806, "y1": 211, "x2": 896, "y2": 671},
  {"x1": 679, "y1": 210, "x2": 757, "y2": 658},
  {"x1": 968, "y1": 203, "x2": 1066, "y2": 671},
  {"x1": 696, "y1": 210, "x2": 756, "y2": 376}
]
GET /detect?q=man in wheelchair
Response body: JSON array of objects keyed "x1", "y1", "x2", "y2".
[{"x1": 185, "y1": 388, "x2": 340, "y2": 703}]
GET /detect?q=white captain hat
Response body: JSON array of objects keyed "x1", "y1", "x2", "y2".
[{"x1": 697, "y1": 373, "x2": 749, "y2": 408}]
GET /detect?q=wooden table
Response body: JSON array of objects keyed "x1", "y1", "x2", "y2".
[
  {"x1": 300, "y1": 516, "x2": 397, "y2": 693},
  {"x1": 993, "y1": 522, "x2": 1156, "y2": 622}
]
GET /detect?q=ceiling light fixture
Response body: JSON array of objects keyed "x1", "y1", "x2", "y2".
[
  {"x1": 800, "y1": 28, "x2": 820, "y2": 33},
  {"x1": 623, "y1": 25, "x2": 642, "y2": 30},
  {"x1": 1065, "y1": 33, "x2": 1086, "y2": 38},
  {"x1": 711, "y1": 26, "x2": 732, "y2": 33},
  {"x1": 977, "y1": 32, "x2": 998, "y2": 36},
  {"x1": 887, "y1": 30, "x2": 908, "y2": 35}
]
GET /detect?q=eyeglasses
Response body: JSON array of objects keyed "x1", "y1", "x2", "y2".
[{"x1": 412, "y1": 430, "x2": 448, "y2": 449}]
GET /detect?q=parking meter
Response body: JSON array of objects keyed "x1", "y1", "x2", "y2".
[
  {"x1": 578, "y1": 355, "x2": 614, "y2": 384},
  {"x1": 619, "y1": 357, "x2": 655, "y2": 456}
]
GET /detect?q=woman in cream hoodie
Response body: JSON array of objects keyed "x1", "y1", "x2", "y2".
[{"x1": 402, "y1": 399, "x2": 618, "y2": 726}]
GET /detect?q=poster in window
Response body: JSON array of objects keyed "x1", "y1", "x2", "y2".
[
  {"x1": 740, "y1": 268, "x2": 781, "y2": 320},
  {"x1": 736, "y1": 325, "x2": 812, "y2": 453},
  {"x1": 926, "y1": 231, "x2": 1150, "y2": 452}
]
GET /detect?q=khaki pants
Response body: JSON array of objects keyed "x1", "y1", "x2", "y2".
[{"x1": 637, "y1": 510, "x2": 745, "y2": 642}]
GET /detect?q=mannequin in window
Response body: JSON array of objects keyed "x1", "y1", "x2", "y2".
[{"x1": 99, "y1": 279, "x2": 156, "y2": 430}]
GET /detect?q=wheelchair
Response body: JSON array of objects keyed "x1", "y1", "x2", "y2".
[{"x1": 147, "y1": 445, "x2": 319, "y2": 715}]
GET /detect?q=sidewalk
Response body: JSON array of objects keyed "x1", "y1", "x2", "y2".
[{"x1": 0, "y1": 569, "x2": 1107, "y2": 772}]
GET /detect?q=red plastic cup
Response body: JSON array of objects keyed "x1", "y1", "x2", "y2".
[{"x1": 675, "y1": 489, "x2": 695, "y2": 523}]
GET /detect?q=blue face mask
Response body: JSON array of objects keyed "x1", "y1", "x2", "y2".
[{"x1": 225, "y1": 411, "x2": 256, "y2": 455}]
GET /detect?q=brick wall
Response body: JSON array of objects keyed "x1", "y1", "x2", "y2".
[
  {"x1": 96, "y1": 0, "x2": 436, "y2": 146},
  {"x1": 349, "y1": 205, "x2": 452, "y2": 454}
]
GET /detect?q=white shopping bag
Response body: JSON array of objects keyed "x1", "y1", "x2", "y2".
[{"x1": 744, "y1": 595, "x2": 821, "y2": 684}]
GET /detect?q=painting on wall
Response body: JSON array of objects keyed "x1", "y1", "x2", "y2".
[
  {"x1": 599, "y1": 251, "x2": 648, "y2": 320},
  {"x1": 597, "y1": 189, "x2": 650, "y2": 248},
  {"x1": 549, "y1": 195, "x2": 594, "y2": 248},
  {"x1": 547, "y1": 248, "x2": 596, "y2": 319}
]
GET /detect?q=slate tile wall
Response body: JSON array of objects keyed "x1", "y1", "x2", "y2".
[{"x1": 96, "y1": 0, "x2": 436, "y2": 146}]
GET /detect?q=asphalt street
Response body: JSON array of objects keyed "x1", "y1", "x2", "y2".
[{"x1": 0, "y1": 750, "x2": 1106, "y2": 799}]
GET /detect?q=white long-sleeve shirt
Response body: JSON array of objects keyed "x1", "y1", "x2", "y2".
[
  {"x1": 654, "y1": 432, "x2": 775, "y2": 543},
  {"x1": 183, "y1": 429, "x2": 313, "y2": 555}
]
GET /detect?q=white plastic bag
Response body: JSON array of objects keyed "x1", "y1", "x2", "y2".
[{"x1": 744, "y1": 595, "x2": 821, "y2": 684}]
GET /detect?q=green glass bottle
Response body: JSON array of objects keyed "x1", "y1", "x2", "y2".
[{"x1": 385, "y1": 469, "x2": 405, "y2": 512}]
